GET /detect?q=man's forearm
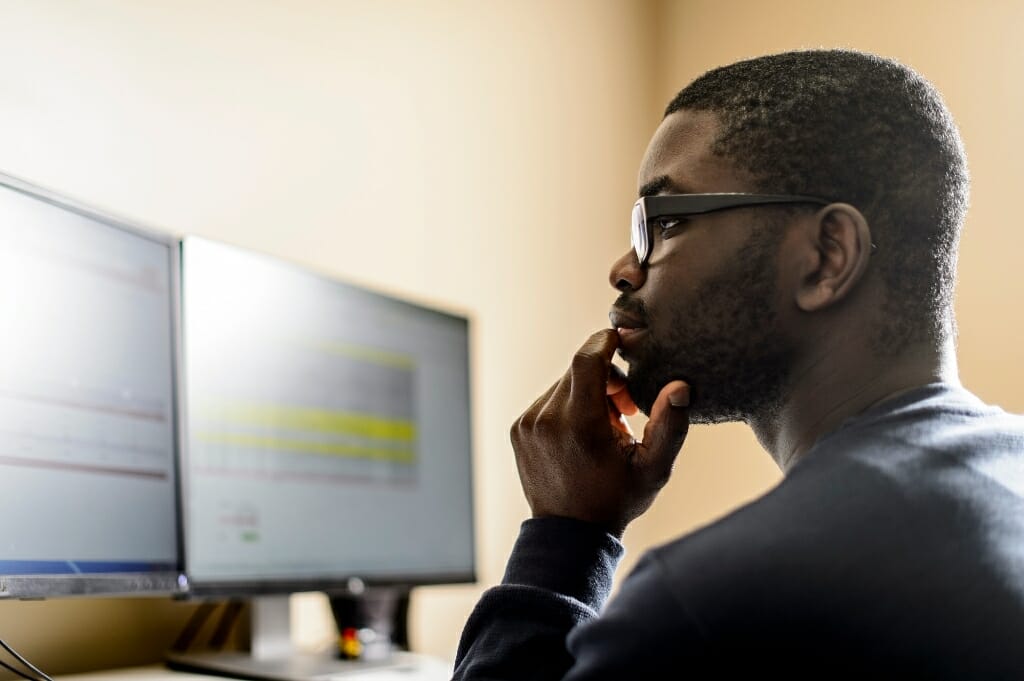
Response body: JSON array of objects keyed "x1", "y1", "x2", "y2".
[{"x1": 452, "y1": 517, "x2": 624, "y2": 681}]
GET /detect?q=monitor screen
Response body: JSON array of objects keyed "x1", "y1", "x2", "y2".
[
  {"x1": 179, "y1": 237, "x2": 475, "y2": 592},
  {"x1": 0, "y1": 174, "x2": 182, "y2": 598}
]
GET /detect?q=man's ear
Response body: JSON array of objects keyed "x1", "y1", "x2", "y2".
[{"x1": 795, "y1": 203, "x2": 873, "y2": 312}]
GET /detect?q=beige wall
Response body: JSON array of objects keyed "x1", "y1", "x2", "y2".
[
  {"x1": 1, "y1": 0, "x2": 1023, "y2": 676},
  {"x1": 0, "y1": 1, "x2": 658, "y2": 675}
]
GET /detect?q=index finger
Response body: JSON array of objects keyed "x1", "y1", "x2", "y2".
[
  {"x1": 606, "y1": 363, "x2": 628, "y2": 395},
  {"x1": 567, "y1": 329, "x2": 620, "y2": 408}
]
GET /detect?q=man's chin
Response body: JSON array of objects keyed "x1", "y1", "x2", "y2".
[
  {"x1": 624, "y1": 378, "x2": 657, "y2": 417},
  {"x1": 628, "y1": 375, "x2": 749, "y2": 425},
  {"x1": 625, "y1": 370, "x2": 684, "y2": 418}
]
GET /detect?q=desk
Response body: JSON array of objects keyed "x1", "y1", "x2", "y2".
[
  {"x1": 59, "y1": 667, "x2": 210, "y2": 680},
  {"x1": 58, "y1": 656, "x2": 453, "y2": 680}
]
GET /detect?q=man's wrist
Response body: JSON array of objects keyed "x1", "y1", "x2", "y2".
[{"x1": 501, "y1": 516, "x2": 625, "y2": 611}]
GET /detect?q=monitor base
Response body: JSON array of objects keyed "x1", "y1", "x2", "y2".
[
  {"x1": 166, "y1": 593, "x2": 443, "y2": 680},
  {"x1": 166, "y1": 648, "x2": 451, "y2": 680}
]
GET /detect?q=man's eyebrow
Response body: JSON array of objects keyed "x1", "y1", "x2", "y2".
[{"x1": 638, "y1": 176, "x2": 685, "y2": 198}]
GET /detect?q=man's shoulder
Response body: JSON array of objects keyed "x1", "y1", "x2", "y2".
[
  {"x1": 652, "y1": 383, "x2": 1024, "y2": 561},
  {"x1": 646, "y1": 457, "x2": 866, "y2": 588},
  {"x1": 642, "y1": 382, "x2": 1024, "y2": 623},
  {"x1": 820, "y1": 382, "x2": 1024, "y2": 457}
]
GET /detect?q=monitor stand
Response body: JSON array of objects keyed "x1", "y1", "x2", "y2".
[{"x1": 166, "y1": 591, "x2": 447, "y2": 680}]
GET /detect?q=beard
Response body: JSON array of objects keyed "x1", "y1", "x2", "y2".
[{"x1": 620, "y1": 229, "x2": 795, "y2": 424}]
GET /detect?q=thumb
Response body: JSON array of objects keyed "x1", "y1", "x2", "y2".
[{"x1": 636, "y1": 380, "x2": 690, "y2": 476}]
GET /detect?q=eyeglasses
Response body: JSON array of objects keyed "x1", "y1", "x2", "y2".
[{"x1": 631, "y1": 193, "x2": 832, "y2": 267}]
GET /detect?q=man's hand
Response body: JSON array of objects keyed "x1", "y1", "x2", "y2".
[{"x1": 510, "y1": 329, "x2": 690, "y2": 537}]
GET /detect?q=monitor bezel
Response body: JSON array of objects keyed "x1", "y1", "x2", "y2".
[
  {"x1": 176, "y1": 236, "x2": 478, "y2": 598},
  {"x1": 0, "y1": 171, "x2": 187, "y2": 600}
]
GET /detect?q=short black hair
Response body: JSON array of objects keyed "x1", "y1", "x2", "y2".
[{"x1": 666, "y1": 50, "x2": 969, "y2": 352}]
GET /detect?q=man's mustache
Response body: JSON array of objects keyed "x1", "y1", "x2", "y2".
[{"x1": 612, "y1": 295, "x2": 648, "y2": 325}]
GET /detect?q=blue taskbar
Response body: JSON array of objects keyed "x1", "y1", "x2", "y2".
[{"x1": 0, "y1": 560, "x2": 177, "y2": 575}]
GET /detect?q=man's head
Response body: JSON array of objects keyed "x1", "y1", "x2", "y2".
[{"x1": 609, "y1": 50, "x2": 969, "y2": 422}]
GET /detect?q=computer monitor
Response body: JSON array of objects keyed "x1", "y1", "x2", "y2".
[
  {"x1": 173, "y1": 237, "x2": 474, "y2": 677},
  {"x1": 179, "y1": 236, "x2": 475, "y2": 593},
  {"x1": 0, "y1": 173, "x2": 183, "y2": 599}
]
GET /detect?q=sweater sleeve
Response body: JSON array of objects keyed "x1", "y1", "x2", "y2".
[{"x1": 452, "y1": 517, "x2": 624, "y2": 681}]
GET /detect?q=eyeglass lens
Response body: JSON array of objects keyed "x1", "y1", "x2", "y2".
[{"x1": 631, "y1": 202, "x2": 648, "y2": 264}]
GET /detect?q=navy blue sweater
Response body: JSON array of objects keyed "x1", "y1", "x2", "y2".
[{"x1": 454, "y1": 384, "x2": 1024, "y2": 679}]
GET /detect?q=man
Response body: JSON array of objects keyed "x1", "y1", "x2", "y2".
[{"x1": 452, "y1": 50, "x2": 1024, "y2": 679}]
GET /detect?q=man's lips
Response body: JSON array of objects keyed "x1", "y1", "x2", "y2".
[
  {"x1": 609, "y1": 308, "x2": 645, "y2": 331},
  {"x1": 609, "y1": 308, "x2": 648, "y2": 356},
  {"x1": 616, "y1": 326, "x2": 647, "y2": 340}
]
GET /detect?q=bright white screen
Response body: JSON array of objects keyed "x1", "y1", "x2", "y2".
[
  {"x1": 0, "y1": 183, "x2": 179, "y2": 577},
  {"x1": 182, "y1": 238, "x2": 474, "y2": 583}
]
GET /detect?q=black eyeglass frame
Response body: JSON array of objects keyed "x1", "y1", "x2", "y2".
[{"x1": 631, "y1": 193, "x2": 833, "y2": 267}]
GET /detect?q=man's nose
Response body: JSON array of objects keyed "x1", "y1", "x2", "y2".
[{"x1": 608, "y1": 249, "x2": 646, "y2": 292}]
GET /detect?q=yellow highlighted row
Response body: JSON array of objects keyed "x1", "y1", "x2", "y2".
[
  {"x1": 305, "y1": 339, "x2": 416, "y2": 371},
  {"x1": 196, "y1": 431, "x2": 416, "y2": 464},
  {"x1": 202, "y1": 403, "x2": 416, "y2": 442}
]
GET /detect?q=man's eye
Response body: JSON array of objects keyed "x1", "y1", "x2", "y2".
[{"x1": 656, "y1": 217, "x2": 683, "y2": 232}]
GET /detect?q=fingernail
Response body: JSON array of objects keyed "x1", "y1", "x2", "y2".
[{"x1": 669, "y1": 386, "x2": 690, "y2": 407}]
